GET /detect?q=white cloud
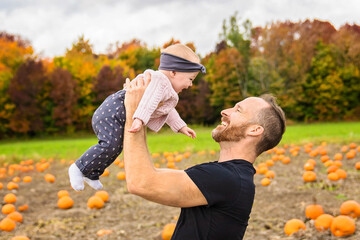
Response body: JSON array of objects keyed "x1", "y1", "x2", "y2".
[{"x1": 0, "y1": 0, "x2": 359, "y2": 58}]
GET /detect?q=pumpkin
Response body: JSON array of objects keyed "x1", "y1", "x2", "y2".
[
  {"x1": 305, "y1": 204, "x2": 324, "y2": 220},
  {"x1": 335, "y1": 169, "x2": 347, "y2": 179},
  {"x1": 330, "y1": 215, "x2": 355, "y2": 237},
  {"x1": 57, "y1": 196, "x2": 74, "y2": 209},
  {"x1": 284, "y1": 219, "x2": 306, "y2": 236},
  {"x1": 327, "y1": 172, "x2": 340, "y2": 181},
  {"x1": 307, "y1": 159, "x2": 316, "y2": 166},
  {"x1": 355, "y1": 162, "x2": 360, "y2": 170},
  {"x1": 0, "y1": 217, "x2": 16, "y2": 232},
  {"x1": 23, "y1": 176, "x2": 32, "y2": 183},
  {"x1": 11, "y1": 236, "x2": 30, "y2": 240},
  {"x1": 7, "y1": 211, "x2": 23, "y2": 223},
  {"x1": 314, "y1": 214, "x2": 334, "y2": 231},
  {"x1": 349, "y1": 143, "x2": 357, "y2": 149},
  {"x1": 4, "y1": 193, "x2": 17, "y2": 204},
  {"x1": 303, "y1": 171, "x2": 316, "y2": 182},
  {"x1": 282, "y1": 156, "x2": 291, "y2": 164},
  {"x1": 327, "y1": 165, "x2": 338, "y2": 173},
  {"x1": 320, "y1": 155, "x2": 329, "y2": 163},
  {"x1": 334, "y1": 153, "x2": 343, "y2": 160},
  {"x1": 44, "y1": 173, "x2": 55, "y2": 183},
  {"x1": 87, "y1": 196, "x2": 104, "y2": 209},
  {"x1": 117, "y1": 171, "x2": 126, "y2": 180},
  {"x1": 161, "y1": 223, "x2": 176, "y2": 240},
  {"x1": 2, "y1": 204, "x2": 16, "y2": 214},
  {"x1": 97, "y1": 229, "x2": 113, "y2": 237},
  {"x1": 7, "y1": 181, "x2": 19, "y2": 190},
  {"x1": 95, "y1": 190, "x2": 109, "y2": 202},
  {"x1": 339, "y1": 200, "x2": 360, "y2": 218},
  {"x1": 260, "y1": 178, "x2": 271, "y2": 186},
  {"x1": 12, "y1": 177, "x2": 21, "y2": 182},
  {"x1": 303, "y1": 162, "x2": 314, "y2": 171},
  {"x1": 18, "y1": 204, "x2": 29, "y2": 212},
  {"x1": 265, "y1": 170, "x2": 275, "y2": 179},
  {"x1": 0, "y1": 182, "x2": 3, "y2": 189},
  {"x1": 101, "y1": 168, "x2": 110, "y2": 176},
  {"x1": 346, "y1": 150, "x2": 356, "y2": 159},
  {"x1": 57, "y1": 190, "x2": 70, "y2": 199}
]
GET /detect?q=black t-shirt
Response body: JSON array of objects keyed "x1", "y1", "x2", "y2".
[{"x1": 171, "y1": 159, "x2": 256, "y2": 240}]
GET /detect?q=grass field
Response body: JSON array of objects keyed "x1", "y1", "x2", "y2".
[{"x1": 0, "y1": 121, "x2": 359, "y2": 162}]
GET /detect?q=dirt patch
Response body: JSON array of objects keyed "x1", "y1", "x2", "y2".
[{"x1": 0, "y1": 143, "x2": 359, "y2": 239}]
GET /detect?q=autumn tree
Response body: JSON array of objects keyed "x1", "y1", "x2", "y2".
[
  {"x1": 49, "y1": 67, "x2": 77, "y2": 131},
  {"x1": 8, "y1": 60, "x2": 49, "y2": 134}
]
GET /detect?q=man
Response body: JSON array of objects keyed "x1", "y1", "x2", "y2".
[{"x1": 123, "y1": 74, "x2": 286, "y2": 239}]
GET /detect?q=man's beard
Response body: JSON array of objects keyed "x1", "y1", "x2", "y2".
[{"x1": 212, "y1": 122, "x2": 251, "y2": 142}]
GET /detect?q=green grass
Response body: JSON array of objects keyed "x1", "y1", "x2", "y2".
[{"x1": 0, "y1": 122, "x2": 359, "y2": 162}]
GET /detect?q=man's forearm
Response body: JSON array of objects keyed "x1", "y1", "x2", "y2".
[{"x1": 123, "y1": 108, "x2": 156, "y2": 194}]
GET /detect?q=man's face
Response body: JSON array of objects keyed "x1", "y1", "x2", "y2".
[{"x1": 212, "y1": 97, "x2": 268, "y2": 142}]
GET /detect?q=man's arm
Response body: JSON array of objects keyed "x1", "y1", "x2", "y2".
[{"x1": 123, "y1": 76, "x2": 207, "y2": 208}]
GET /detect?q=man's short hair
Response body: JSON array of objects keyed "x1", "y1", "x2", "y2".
[{"x1": 254, "y1": 94, "x2": 286, "y2": 156}]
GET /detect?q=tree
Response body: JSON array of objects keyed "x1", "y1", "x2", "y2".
[
  {"x1": 49, "y1": 67, "x2": 77, "y2": 131},
  {"x1": 8, "y1": 60, "x2": 48, "y2": 134}
]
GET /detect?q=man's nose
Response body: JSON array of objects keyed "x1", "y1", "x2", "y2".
[{"x1": 221, "y1": 108, "x2": 231, "y2": 117}]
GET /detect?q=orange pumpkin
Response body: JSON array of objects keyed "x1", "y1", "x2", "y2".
[
  {"x1": 2, "y1": 204, "x2": 16, "y2": 214},
  {"x1": 284, "y1": 219, "x2": 306, "y2": 236},
  {"x1": 314, "y1": 214, "x2": 334, "y2": 231},
  {"x1": 327, "y1": 172, "x2": 340, "y2": 181},
  {"x1": 355, "y1": 161, "x2": 360, "y2": 170},
  {"x1": 346, "y1": 150, "x2": 356, "y2": 159},
  {"x1": 305, "y1": 204, "x2": 324, "y2": 220},
  {"x1": 97, "y1": 229, "x2": 113, "y2": 237},
  {"x1": 320, "y1": 155, "x2": 330, "y2": 163},
  {"x1": 95, "y1": 190, "x2": 109, "y2": 202},
  {"x1": 304, "y1": 162, "x2": 314, "y2": 171},
  {"x1": 101, "y1": 168, "x2": 110, "y2": 177},
  {"x1": 0, "y1": 217, "x2": 16, "y2": 232},
  {"x1": 334, "y1": 153, "x2": 343, "y2": 161},
  {"x1": 23, "y1": 176, "x2": 32, "y2": 183},
  {"x1": 335, "y1": 169, "x2": 347, "y2": 179},
  {"x1": 265, "y1": 170, "x2": 275, "y2": 179},
  {"x1": 303, "y1": 171, "x2": 316, "y2": 182},
  {"x1": 18, "y1": 204, "x2": 29, "y2": 212},
  {"x1": 7, "y1": 211, "x2": 23, "y2": 223},
  {"x1": 44, "y1": 173, "x2": 56, "y2": 183},
  {"x1": 4, "y1": 193, "x2": 17, "y2": 204},
  {"x1": 87, "y1": 196, "x2": 104, "y2": 209},
  {"x1": 349, "y1": 143, "x2": 357, "y2": 149},
  {"x1": 57, "y1": 196, "x2": 74, "y2": 209},
  {"x1": 327, "y1": 165, "x2": 338, "y2": 173},
  {"x1": 161, "y1": 223, "x2": 176, "y2": 240},
  {"x1": 57, "y1": 190, "x2": 70, "y2": 199},
  {"x1": 282, "y1": 156, "x2": 291, "y2": 164},
  {"x1": 0, "y1": 182, "x2": 3, "y2": 189},
  {"x1": 339, "y1": 200, "x2": 360, "y2": 218},
  {"x1": 260, "y1": 178, "x2": 271, "y2": 186},
  {"x1": 330, "y1": 215, "x2": 355, "y2": 237},
  {"x1": 7, "y1": 181, "x2": 19, "y2": 190},
  {"x1": 11, "y1": 236, "x2": 30, "y2": 240},
  {"x1": 117, "y1": 171, "x2": 126, "y2": 180}
]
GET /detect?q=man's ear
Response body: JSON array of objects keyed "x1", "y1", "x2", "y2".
[{"x1": 247, "y1": 124, "x2": 264, "y2": 137}]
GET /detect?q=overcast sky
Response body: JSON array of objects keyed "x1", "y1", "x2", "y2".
[{"x1": 1, "y1": 0, "x2": 359, "y2": 57}]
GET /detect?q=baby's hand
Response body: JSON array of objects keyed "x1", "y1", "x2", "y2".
[
  {"x1": 128, "y1": 118, "x2": 143, "y2": 133},
  {"x1": 179, "y1": 126, "x2": 196, "y2": 139}
]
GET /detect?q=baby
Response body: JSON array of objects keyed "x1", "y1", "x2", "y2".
[{"x1": 68, "y1": 44, "x2": 206, "y2": 191}]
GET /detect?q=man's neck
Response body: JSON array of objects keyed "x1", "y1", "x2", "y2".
[{"x1": 218, "y1": 141, "x2": 256, "y2": 164}]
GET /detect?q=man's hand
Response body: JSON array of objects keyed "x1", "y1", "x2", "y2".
[
  {"x1": 128, "y1": 118, "x2": 143, "y2": 133},
  {"x1": 179, "y1": 126, "x2": 197, "y2": 139},
  {"x1": 124, "y1": 72, "x2": 151, "y2": 122}
]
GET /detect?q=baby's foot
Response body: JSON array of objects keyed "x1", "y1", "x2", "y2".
[
  {"x1": 84, "y1": 177, "x2": 103, "y2": 190},
  {"x1": 68, "y1": 163, "x2": 85, "y2": 191}
]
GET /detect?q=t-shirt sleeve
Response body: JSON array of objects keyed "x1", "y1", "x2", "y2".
[{"x1": 185, "y1": 163, "x2": 239, "y2": 207}]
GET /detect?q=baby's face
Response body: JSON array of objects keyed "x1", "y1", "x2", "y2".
[{"x1": 170, "y1": 71, "x2": 199, "y2": 93}]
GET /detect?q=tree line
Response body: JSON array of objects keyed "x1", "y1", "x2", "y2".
[{"x1": 1, "y1": 14, "x2": 359, "y2": 138}]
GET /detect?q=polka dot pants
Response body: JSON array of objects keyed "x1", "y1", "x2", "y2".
[{"x1": 75, "y1": 90, "x2": 126, "y2": 180}]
